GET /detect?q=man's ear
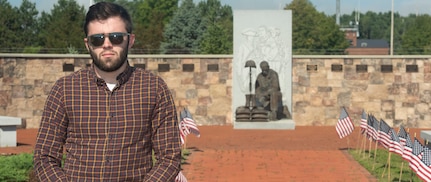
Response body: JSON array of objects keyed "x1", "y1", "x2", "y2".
[
  {"x1": 84, "y1": 38, "x2": 90, "y2": 51},
  {"x1": 128, "y1": 34, "x2": 135, "y2": 49}
]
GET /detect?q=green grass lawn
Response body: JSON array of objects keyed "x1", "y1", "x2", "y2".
[
  {"x1": 348, "y1": 148, "x2": 422, "y2": 182},
  {"x1": 0, "y1": 147, "x2": 426, "y2": 181},
  {"x1": 0, "y1": 149, "x2": 190, "y2": 182}
]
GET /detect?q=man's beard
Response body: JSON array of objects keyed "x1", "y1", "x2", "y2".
[{"x1": 90, "y1": 47, "x2": 128, "y2": 72}]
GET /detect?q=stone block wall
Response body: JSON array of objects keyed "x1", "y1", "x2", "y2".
[
  {"x1": 1, "y1": 54, "x2": 431, "y2": 128},
  {"x1": 292, "y1": 55, "x2": 431, "y2": 128},
  {"x1": 0, "y1": 55, "x2": 233, "y2": 128}
]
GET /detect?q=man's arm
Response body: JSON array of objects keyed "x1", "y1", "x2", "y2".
[
  {"x1": 33, "y1": 81, "x2": 68, "y2": 181},
  {"x1": 146, "y1": 78, "x2": 181, "y2": 181},
  {"x1": 270, "y1": 70, "x2": 281, "y2": 91}
]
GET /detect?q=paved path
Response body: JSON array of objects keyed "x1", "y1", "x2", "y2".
[
  {"x1": 182, "y1": 126, "x2": 377, "y2": 182},
  {"x1": 2, "y1": 126, "x2": 412, "y2": 181}
]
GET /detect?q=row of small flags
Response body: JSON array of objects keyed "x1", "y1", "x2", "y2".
[
  {"x1": 336, "y1": 107, "x2": 431, "y2": 181},
  {"x1": 175, "y1": 107, "x2": 201, "y2": 182}
]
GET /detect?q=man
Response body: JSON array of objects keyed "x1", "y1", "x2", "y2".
[
  {"x1": 255, "y1": 61, "x2": 283, "y2": 120},
  {"x1": 33, "y1": 2, "x2": 181, "y2": 181}
]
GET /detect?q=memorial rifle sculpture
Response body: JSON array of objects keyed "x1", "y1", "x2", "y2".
[{"x1": 235, "y1": 60, "x2": 269, "y2": 122}]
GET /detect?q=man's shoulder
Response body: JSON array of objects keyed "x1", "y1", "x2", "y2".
[
  {"x1": 269, "y1": 69, "x2": 279, "y2": 75},
  {"x1": 54, "y1": 68, "x2": 92, "y2": 85}
]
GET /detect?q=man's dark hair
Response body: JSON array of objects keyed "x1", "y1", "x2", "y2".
[{"x1": 83, "y1": 2, "x2": 133, "y2": 36}]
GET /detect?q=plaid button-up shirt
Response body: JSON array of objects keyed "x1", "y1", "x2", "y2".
[{"x1": 34, "y1": 63, "x2": 181, "y2": 181}]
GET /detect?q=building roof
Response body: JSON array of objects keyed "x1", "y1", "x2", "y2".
[{"x1": 354, "y1": 39, "x2": 389, "y2": 48}]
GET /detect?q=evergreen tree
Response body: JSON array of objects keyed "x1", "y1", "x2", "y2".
[
  {"x1": 133, "y1": 0, "x2": 178, "y2": 54},
  {"x1": 197, "y1": 0, "x2": 233, "y2": 54},
  {"x1": 160, "y1": 0, "x2": 204, "y2": 54},
  {"x1": 39, "y1": 0, "x2": 86, "y2": 53},
  {"x1": 0, "y1": 0, "x2": 20, "y2": 52},
  {"x1": 16, "y1": 0, "x2": 40, "y2": 52}
]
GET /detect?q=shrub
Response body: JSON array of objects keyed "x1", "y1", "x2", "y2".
[{"x1": 0, "y1": 153, "x2": 33, "y2": 182}]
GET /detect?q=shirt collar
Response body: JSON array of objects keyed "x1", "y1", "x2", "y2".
[{"x1": 89, "y1": 61, "x2": 134, "y2": 86}]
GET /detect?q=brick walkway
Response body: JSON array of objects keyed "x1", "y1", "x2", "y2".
[
  {"x1": 0, "y1": 126, "x2": 402, "y2": 181},
  {"x1": 182, "y1": 126, "x2": 377, "y2": 182}
]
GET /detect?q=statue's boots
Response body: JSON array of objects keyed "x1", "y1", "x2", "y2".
[{"x1": 269, "y1": 111, "x2": 277, "y2": 121}]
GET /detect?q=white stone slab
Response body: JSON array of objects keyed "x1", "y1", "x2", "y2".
[
  {"x1": 420, "y1": 130, "x2": 431, "y2": 141},
  {"x1": 234, "y1": 119, "x2": 295, "y2": 130},
  {"x1": 0, "y1": 116, "x2": 22, "y2": 126},
  {"x1": 0, "y1": 116, "x2": 22, "y2": 147}
]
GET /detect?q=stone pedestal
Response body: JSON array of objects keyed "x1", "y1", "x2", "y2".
[
  {"x1": 420, "y1": 130, "x2": 431, "y2": 148},
  {"x1": 0, "y1": 116, "x2": 22, "y2": 147},
  {"x1": 234, "y1": 119, "x2": 295, "y2": 130}
]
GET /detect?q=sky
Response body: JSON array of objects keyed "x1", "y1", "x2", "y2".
[{"x1": 7, "y1": 0, "x2": 431, "y2": 16}]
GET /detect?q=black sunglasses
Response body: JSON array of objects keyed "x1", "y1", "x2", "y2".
[{"x1": 87, "y1": 32, "x2": 130, "y2": 47}]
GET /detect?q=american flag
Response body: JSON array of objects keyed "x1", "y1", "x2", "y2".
[
  {"x1": 409, "y1": 138, "x2": 424, "y2": 173},
  {"x1": 335, "y1": 107, "x2": 354, "y2": 139},
  {"x1": 397, "y1": 125, "x2": 408, "y2": 147},
  {"x1": 366, "y1": 114, "x2": 375, "y2": 140},
  {"x1": 175, "y1": 171, "x2": 188, "y2": 182},
  {"x1": 388, "y1": 128, "x2": 403, "y2": 156},
  {"x1": 360, "y1": 110, "x2": 368, "y2": 134},
  {"x1": 417, "y1": 145, "x2": 431, "y2": 181},
  {"x1": 179, "y1": 108, "x2": 200, "y2": 144},
  {"x1": 402, "y1": 131, "x2": 413, "y2": 162},
  {"x1": 378, "y1": 119, "x2": 391, "y2": 149},
  {"x1": 370, "y1": 115, "x2": 380, "y2": 141}
]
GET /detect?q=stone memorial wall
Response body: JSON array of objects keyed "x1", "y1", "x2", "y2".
[{"x1": 1, "y1": 54, "x2": 431, "y2": 128}]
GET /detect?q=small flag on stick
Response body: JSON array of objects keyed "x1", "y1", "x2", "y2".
[
  {"x1": 175, "y1": 171, "x2": 188, "y2": 182},
  {"x1": 179, "y1": 107, "x2": 200, "y2": 144},
  {"x1": 335, "y1": 107, "x2": 354, "y2": 139},
  {"x1": 360, "y1": 110, "x2": 368, "y2": 134}
]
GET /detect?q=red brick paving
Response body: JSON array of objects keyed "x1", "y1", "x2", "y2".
[{"x1": 1, "y1": 126, "x2": 425, "y2": 181}]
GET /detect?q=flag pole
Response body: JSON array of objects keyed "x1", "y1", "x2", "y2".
[
  {"x1": 387, "y1": 152, "x2": 392, "y2": 180},
  {"x1": 360, "y1": 132, "x2": 367, "y2": 156},
  {"x1": 399, "y1": 161, "x2": 404, "y2": 182},
  {"x1": 362, "y1": 137, "x2": 369, "y2": 159},
  {"x1": 372, "y1": 121, "x2": 381, "y2": 170},
  {"x1": 372, "y1": 138, "x2": 378, "y2": 170},
  {"x1": 410, "y1": 133, "x2": 417, "y2": 182},
  {"x1": 348, "y1": 135, "x2": 351, "y2": 151},
  {"x1": 381, "y1": 152, "x2": 388, "y2": 179},
  {"x1": 368, "y1": 137, "x2": 373, "y2": 159},
  {"x1": 398, "y1": 127, "x2": 408, "y2": 182},
  {"x1": 184, "y1": 136, "x2": 187, "y2": 150},
  {"x1": 355, "y1": 126, "x2": 362, "y2": 154}
]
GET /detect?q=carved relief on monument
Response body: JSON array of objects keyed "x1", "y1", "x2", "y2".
[{"x1": 233, "y1": 10, "x2": 293, "y2": 122}]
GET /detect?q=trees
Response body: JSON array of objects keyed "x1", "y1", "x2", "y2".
[
  {"x1": 2, "y1": 0, "x2": 431, "y2": 55},
  {"x1": 400, "y1": 14, "x2": 431, "y2": 54},
  {"x1": 39, "y1": 0, "x2": 86, "y2": 53},
  {"x1": 285, "y1": 0, "x2": 348, "y2": 54},
  {"x1": 15, "y1": 0, "x2": 40, "y2": 52},
  {"x1": 0, "y1": 0, "x2": 19, "y2": 52},
  {"x1": 160, "y1": 0, "x2": 205, "y2": 54},
  {"x1": 132, "y1": 0, "x2": 178, "y2": 54},
  {"x1": 197, "y1": 0, "x2": 233, "y2": 54},
  {"x1": 160, "y1": 0, "x2": 233, "y2": 54}
]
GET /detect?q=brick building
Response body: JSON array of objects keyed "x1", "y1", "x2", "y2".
[{"x1": 342, "y1": 28, "x2": 390, "y2": 55}]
